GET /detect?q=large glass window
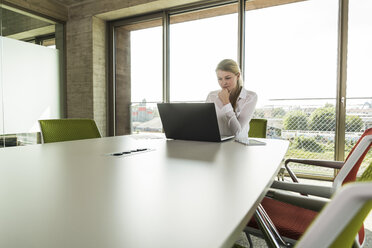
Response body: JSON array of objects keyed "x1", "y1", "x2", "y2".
[
  {"x1": 114, "y1": 4, "x2": 238, "y2": 134},
  {"x1": 130, "y1": 24, "x2": 163, "y2": 133},
  {"x1": 113, "y1": 19, "x2": 163, "y2": 134},
  {"x1": 131, "y1": 26, "x2": 163, "y2": 103},
  {"x1": 111, "y1": 0, "x2": 365, "y2": 180},
  {"x1": 169, "y1": 4, "x2": 238, "y2": 102},
  {"x1": 244, "y1": 0, "x2": 339, "y2": 178},
  {"x1": 346, "y1": 0, "x2": 372, "y2": 173}
]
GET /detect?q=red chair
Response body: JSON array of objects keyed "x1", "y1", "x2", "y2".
[
  {"x1": 246, "y1": 128, "x2": 372, "y2": 247},
  {"x1": 250, "y1": 181, "x2": 372, "y2": 248},
  {"x1": 271, "y1": 127, "x2": 372, "y2": 198}
]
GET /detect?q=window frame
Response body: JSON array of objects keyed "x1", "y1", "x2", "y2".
[{"x1": 108, "y1": 0, "x2": 351, "y2": 179}]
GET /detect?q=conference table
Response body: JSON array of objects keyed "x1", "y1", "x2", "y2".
[{"x1": 0, "y1": 134, "x2": 288, "y2": 248}]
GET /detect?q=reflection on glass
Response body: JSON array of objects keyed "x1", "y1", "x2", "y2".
[
  {"x1": 346, "y1": 0, "x2": 372, "y2": 172},
  {"x1": 1, "y1": 7, "x2": 56, "y2": 47},
  {"x1": 245, "y1": 0, "x2": 339, "y2": 178},
  {"x1": 0, "y1": 5, "x2": 60, "y2": 147},
  {"x1": 170, "y1": 4, "x2": 238, "y2": 102},
  {"x1": 40, "y1": 36, "x2": 56, "y2": 48}
]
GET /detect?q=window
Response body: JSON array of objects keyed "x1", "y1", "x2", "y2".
[
  {"x1": 110, "y1": 0, "x2": 363, "y2": 180},
  {"x1": 346, "y1": 0, "x2": 372, "y2": 173},
  {"x1": 244, "y1": 0, "x2": 339, "y2": 178},
  {"x1": 130, "y1": 25, "x2": 163, "y2": 103},
  {"x1": 130, "y1": 24, "x2": 163, "y2": 133},
  {"x1": 112, "y1": 3, "x2": 238, "y2": 134},
  {"x1": 113, "y1": 18, "x2": 163, "y2": 134},
  {"x1": 169, "y1": 4, "x2": 238, "y2": 102}
]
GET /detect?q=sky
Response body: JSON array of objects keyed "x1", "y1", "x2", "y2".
[{"x1": 130, "y1": 0, "x2": 372, "y2": 109}]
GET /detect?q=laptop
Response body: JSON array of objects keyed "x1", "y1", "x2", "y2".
[{"x1": 157, "y1": 103, "x2": 235, "y2": 142}]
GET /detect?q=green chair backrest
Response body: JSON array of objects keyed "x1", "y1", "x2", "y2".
[
  {"x1": 329, "y1": 162, "x2": 372, "y2": 248},
  {"x1": 39, "y1": 118, "x2": 101, "y2": 143},
  {"x1": 248, "y1": 119, "x2": 267, "y2": 138},
  {"x1": 358, "y1": 162, "x2": 372, "y2": 182}
]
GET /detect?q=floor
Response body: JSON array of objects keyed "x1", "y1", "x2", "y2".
[{"x1": 233, "y1": 177, "x2": 372, "y2": 247}]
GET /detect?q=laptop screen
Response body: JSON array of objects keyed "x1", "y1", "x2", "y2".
[{"x1": 157, "y1": 103, "x2": 231, "y2": 142}]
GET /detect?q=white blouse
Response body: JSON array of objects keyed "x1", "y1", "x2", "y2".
[{"x1": 206, "y1": 88, "x2": 257, "y2": 140}]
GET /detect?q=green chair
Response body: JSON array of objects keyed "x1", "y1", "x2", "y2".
[
  {"x1": 39, "y1": 118, "x2": 101, "y2": 143},
  {"x1": 248, "y1": 118, "x2": 267, "y2": 138}
]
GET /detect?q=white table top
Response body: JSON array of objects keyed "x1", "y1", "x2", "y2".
[{"x1": 0, "y1": 135, "x2": 288, "y2": 248}]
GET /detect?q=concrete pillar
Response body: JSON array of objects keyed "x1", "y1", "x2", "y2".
[
  {"x1": 55, "y1": 23, "x2": 65, "y2": 117},
  {"x1": 66, "y1": 16, "x2": 107, "y2": 136},
  {"x1": 114, "y1": 26, "x2": 131, "y2": 135},
  {"x1": 92, "y1": 16, "x2": 107, "y2": 136}
]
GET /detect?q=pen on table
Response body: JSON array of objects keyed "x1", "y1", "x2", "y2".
[{"x1": 112, "y1": 148, "x2": 148, "y2": 156}]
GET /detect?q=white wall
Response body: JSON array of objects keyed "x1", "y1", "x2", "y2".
[{"x1": 1, "y1": 37, "x2": 62, "y2": 134}]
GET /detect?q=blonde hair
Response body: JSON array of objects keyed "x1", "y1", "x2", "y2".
[{"x1": 215, "y1": 59, "x2": 243, "y2": 110}]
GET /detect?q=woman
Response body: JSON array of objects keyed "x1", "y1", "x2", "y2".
[{"x1": 206, "y1": 59, "x2": 257, "y2": 140}]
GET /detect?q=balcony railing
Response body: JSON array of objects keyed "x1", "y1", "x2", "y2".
[{"x1": 130, "y1": 97, "x2": 372, "y2": 179}]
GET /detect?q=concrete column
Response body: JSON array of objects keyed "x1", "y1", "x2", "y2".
[
  {"x1": 66, "y1": 17, "x2": 94, "y2": 119},
  {"x1": 66, "y1": 16, "x2": 107, "y2": 136},
  {"x1": 92, "y1": 16, "x2": 107, "y2": 136},
  {"x1": 55, "y1": 23, "x2": 65, "y2": 117},
  {"x1": 114, "y1": 26, "x2": 131, "y2": 135}
]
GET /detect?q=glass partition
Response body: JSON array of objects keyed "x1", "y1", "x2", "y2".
[{"x1": 0, "y1": 4, "x2": 63, "y2": 147}]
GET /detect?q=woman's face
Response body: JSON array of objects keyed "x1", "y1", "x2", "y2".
[{"x1": 216, "y1": 70, "x2": 239, "y2": 93}]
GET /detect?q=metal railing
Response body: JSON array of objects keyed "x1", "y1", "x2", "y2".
[
  {"x1": 259, "y1": 97, "x2": 372, "y2": 179},
  {"x1": 130, "y1": 97, "x2": 372, "y2": 179}
]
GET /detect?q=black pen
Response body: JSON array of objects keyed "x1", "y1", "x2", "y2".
[{"x1": 111, "y1": 148, "x2": 148, "y2": 156}]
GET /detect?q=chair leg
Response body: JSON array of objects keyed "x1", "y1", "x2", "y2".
[
  {"x1": 254, "y1": 208, "x2": 281, "y2": 248},
  {"x1": 257, "y1": 204, "x2": 292, "y2": 247},
  {"x1": 243, "y1": 230, "x2": 254, "y2": 247},
  {"x1": 277, "y1": 167, "x2": 285, "y2": 181}
]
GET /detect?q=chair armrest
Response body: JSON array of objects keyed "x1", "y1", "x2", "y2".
[
  {"x1": 285, "y1": 159, "x2": 344, "y2": 169},
  {"x1": 284, "y1": 159, "x2": 344, "y2": 183},
  {"x1": 271, "y1": 180, "x2": 334, "y2": 198},
  {"x1": 267, "y1": 189, "x2": 330, "y2": 212}
]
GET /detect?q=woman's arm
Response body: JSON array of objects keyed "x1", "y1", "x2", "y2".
[{"x1": 222, "y1": 92, "x2": 257, "y2": 137}]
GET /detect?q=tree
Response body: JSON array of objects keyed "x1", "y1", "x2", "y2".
[
  {"x1": 346, "y1": 115, "x2": 364, "y2": 132},
  {"x1": 272, "y1": 107, "x2": 286, "y2": 118},
  {"x1": 253, "y1": 109, "x2": 265, "y2": 118},
  {"x1": 309, "y1": 106, "x2": 335, "y2": 131},
  {"x1": 295, "y1": 136, "x2": 325, "y2": 153},
  {"x1": 283, "y1": 110, "x2": 308, "y2": 130}
]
